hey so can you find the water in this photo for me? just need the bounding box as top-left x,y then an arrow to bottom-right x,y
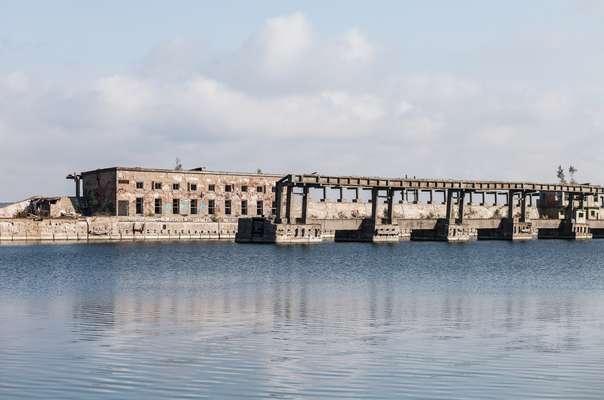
1,241 -> 604,399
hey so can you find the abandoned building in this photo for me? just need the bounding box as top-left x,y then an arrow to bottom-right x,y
78,167 -> 282,219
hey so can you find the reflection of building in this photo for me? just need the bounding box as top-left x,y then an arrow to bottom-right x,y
81,167 -> 281,219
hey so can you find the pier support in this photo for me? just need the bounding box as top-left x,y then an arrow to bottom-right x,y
430,190 -> 476,242
300,186 -> 309,224
285,185 -> 292,223
556,193 -> 591,239
498,191 -> 536,240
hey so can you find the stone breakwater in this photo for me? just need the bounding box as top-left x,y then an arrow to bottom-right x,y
0,218 -> 238,241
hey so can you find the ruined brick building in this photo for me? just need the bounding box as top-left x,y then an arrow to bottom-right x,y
80,167 -> 281,220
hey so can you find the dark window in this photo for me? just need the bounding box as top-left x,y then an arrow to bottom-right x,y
136,181 -> 144,189
188,183 -> 197,191
136,197 -> 144,215
225,184 -> 232,192
257,186 -> 264,193
173,199 -> 180,214
271,186 -> 275,192
256,200 -> 263,216
117,200 -> 129,216
191,199 -> 198,214
241,185 -> 248,192
208,184 -> 215,192
225,199 -> 232,215
155,198 -> 162,214
118,179 -> 129,185
172,183 -> 180,191
271,200 -> 276,215
208,199 -> 215,215
241,200 -> 248,215
153,182 -> 162,190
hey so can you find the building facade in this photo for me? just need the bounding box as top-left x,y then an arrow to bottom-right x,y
81,167 -> 281,220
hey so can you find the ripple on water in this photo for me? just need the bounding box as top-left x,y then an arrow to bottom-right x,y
1,241 -> 604,399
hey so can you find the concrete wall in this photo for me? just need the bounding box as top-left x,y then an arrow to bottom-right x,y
82,169 -> 116,215
0,217 -> 237,241
306,201 -> 543,220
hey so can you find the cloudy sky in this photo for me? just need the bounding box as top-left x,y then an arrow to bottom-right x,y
0,0 -> 603,201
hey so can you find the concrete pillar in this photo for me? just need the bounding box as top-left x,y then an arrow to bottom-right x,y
445,190 -> 454,221
468,192 -> 473,205
400,189 -> 406,204
385,188 -> 394,224
405,189 -> 409,203
337,187 -> 343,203
439,190 -> 446,205
427,190 -> 433,205
285,185 -> 293,223
320,187 -> 326,202
520,192 -> 528,222
457,191 -> 466,224
66,173 -> 82,212
507,191 -> 514,219
371,188 -> 379,223
566,192 -> 575,220
413,189 -> 419,204
75,176 -> 81,203
480,192 -> 485,206
352,187 -> 359,203
301,186 -> 309,224
493,192 -> 499,206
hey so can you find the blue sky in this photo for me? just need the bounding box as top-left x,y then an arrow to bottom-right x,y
1,1 -> 603,200
2,1 -> 600,75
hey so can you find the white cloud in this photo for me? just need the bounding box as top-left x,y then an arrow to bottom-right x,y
0,12 -> 603,200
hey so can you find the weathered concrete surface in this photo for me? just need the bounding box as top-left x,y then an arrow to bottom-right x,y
0,218 -> 237,241
3,214 -> 603,242
307,201 -> 542,221
236,218 -> 322,243
3,198 -> 603,243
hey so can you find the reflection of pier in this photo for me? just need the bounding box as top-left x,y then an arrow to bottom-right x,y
238,173 -> 604,243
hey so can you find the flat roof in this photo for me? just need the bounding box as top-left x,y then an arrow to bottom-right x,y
80,166 -> 285,178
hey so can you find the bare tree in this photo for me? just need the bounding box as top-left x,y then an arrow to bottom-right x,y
556,165 -> 566,184
568,165 -> 578,184
175,158 -> 183,171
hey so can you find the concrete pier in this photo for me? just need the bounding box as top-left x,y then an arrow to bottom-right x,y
263,173 -> 603,244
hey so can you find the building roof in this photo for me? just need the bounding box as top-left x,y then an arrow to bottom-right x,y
80,166 -> 285,178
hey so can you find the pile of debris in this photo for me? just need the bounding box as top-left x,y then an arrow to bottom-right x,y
0,196 -> 80,219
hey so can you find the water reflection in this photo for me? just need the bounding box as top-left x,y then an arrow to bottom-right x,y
1,241 -> 604,399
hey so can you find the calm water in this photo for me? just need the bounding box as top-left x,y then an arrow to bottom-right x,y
1,241 -> 604,399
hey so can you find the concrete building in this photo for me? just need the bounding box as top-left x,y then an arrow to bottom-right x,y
80,167 -> 281,220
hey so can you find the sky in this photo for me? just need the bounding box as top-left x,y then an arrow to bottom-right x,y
1,0 -> 603,201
